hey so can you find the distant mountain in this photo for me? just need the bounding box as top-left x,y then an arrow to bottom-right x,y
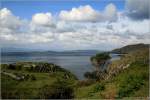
1,50 -> 101,56
1,47 -> 26,52
111,43 -> 149,54
1,47 -> 39,52
59,50 -> 101,53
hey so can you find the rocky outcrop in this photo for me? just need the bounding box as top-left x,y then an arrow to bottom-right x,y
105,64 -> 130,80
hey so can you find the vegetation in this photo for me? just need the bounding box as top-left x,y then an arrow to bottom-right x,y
75,44 -> 149,99
1,62 -> 77,99
116,60 -> 149,98
84,52 -> 110,80
91,52 -> 111,62
38,79 -> 74,99
1,43 -> 149,99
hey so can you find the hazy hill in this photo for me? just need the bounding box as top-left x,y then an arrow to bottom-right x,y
1,50 -> 100,56
111,43 -> 149,54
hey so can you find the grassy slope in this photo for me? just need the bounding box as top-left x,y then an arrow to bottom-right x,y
1,62 -> 77,99
75,47 -> 149,99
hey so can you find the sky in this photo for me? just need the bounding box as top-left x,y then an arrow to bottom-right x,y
0,0 -> 149,51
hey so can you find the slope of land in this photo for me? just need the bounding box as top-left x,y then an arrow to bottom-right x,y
1,62 -> 77,99
75,44 -> 149,99
111,43 -> 149,54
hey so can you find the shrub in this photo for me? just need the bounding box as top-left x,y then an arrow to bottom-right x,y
84,71 -> 97,79
91,52 -> 111,61
39,79 -> 74,99
15,65 -> 22,70
8,64 -> 16,70
118,75 -> 144,98
93,83 -> 105,93
1,64 -> 9,70
84,71 -> 105,81
30,75 -> 36,80
77,79 -> 96,87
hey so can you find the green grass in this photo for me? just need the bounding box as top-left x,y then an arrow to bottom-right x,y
75,60 -> 149,99
1,62 -> 77,99
75,47 -> 149,99
1,72 -> 59,98
115,61 -> 149,98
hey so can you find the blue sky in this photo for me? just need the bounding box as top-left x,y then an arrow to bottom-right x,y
1,0 -> 125,20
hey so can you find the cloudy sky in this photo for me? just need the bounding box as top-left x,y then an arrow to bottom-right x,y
0,0 -> 149,51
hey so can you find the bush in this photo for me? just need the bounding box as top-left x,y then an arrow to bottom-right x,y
87,83 -> 105,97
91,52 -> 111,61
84,71 -> 97,79
15,65 -> 22,70
1,64 -> 9,70
8,64 -> 16,70
84,71 -> 105,81
30,75 -> 36,80
39,79 -> 74,99
118,75 -> 144,98
93,83 -> 105,93
77,79 -> 96,87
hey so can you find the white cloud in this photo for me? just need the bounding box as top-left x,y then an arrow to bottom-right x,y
104,3 -> 118,21
0,8 -> 56,45
31,12 -> 53,26
25,32 -> 55,43
59,5 -> 99,22
59,4 -> 118,22
125,0 -> 149,20
30,12 -> 56,33
0,8 -> 26,44
56,17 -> 150,49
0,5 -> 149,50
0,33 -> 18,41
0,8 -> 23,30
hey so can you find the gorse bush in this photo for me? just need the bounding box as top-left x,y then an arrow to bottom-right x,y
30,75 -> 36,80
84,71 -> 106,81
93,83 -> 105,93
77,79 -> 96,87
39,79 -> 74,99
87,83 -> 105,97
118,75 -> 144,98
84,71 -> 98,80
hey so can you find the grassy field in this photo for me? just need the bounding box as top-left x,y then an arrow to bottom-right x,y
1,62 -> 77,99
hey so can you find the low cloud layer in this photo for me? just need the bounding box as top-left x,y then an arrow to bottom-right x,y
0,0 -> 149,50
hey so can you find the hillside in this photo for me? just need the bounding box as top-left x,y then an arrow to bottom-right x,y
1,62 -> 77,99
111,43 -> 149,54
75,44 -> 149,99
